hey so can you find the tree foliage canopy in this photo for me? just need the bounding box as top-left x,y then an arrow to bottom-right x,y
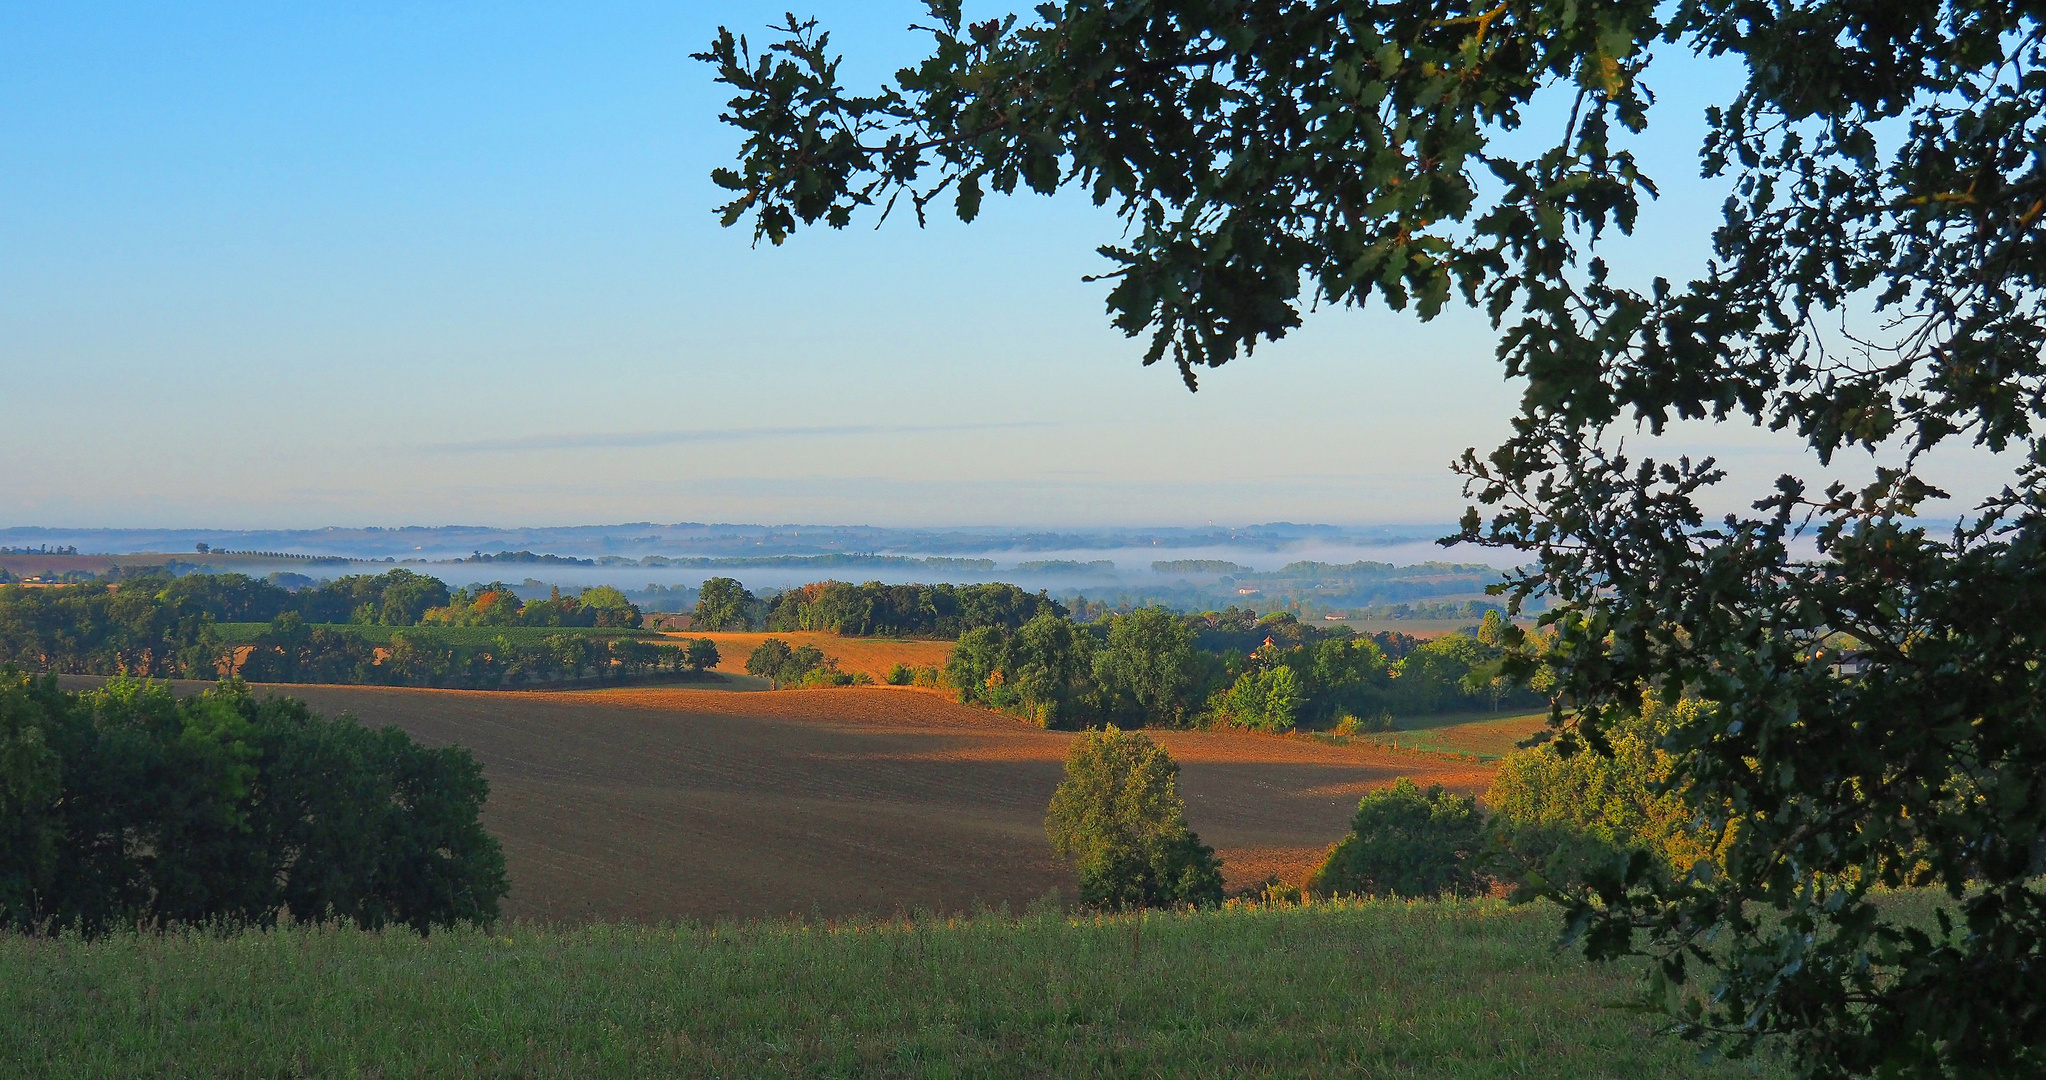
1305,778 -> 1490,900
0,672 -> 505,934
692,577 -> 757,632
703,3 -> 2046,1075
1045,727 -> 1223,909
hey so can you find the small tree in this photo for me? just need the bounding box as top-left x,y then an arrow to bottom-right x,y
692,577 -> 754,632
945,625 -> 1009,706
1006,610 -> 1092,728
684,637 -> 720,672
744,639 -> 794,688
575,585 -> 640,629
1306,779 -> 1489,900
1045,727 -> 1223,909
1213,666 -> 1301,733
1475,610 -> 1505,648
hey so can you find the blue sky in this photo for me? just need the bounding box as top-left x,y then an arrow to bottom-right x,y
2,3 -> 1832,529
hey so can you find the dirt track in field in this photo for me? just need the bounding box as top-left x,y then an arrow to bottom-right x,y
124,680 -> 1497,923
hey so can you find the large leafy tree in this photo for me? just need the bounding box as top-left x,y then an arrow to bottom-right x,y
1304,777 -> 1490,899
692,576 -> 756,632
700,2 -> 2046,1076
1,672 -> 505,933
1091,606 -> 1201,724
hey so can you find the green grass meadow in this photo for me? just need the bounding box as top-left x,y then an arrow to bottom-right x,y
2,900 -> 1780,1079
211,623 -> 659,647
1368,710 -> 1553,761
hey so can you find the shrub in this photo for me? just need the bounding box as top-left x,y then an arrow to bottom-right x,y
1044,727 -> 1223,909
746,640 -> 835,689
683,638 -> 721,672
886,663 -> 944,688
797,663 -> 857,689
1333,710 -> 1397,736
1305,778 -> 1489,899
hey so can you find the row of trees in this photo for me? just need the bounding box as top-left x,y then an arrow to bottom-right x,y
420,582 -> 640,628
741,639 -> 867,689
0,575 -> 221,678
235,615 -> 721,689
157,567 -> 455,625
0,573 -> 669,687
0,672 -> 506,934
4,572 -> 1524,710
25,568 -> 639,634
944,607 -> 1538,731
693,577 -> 1064,637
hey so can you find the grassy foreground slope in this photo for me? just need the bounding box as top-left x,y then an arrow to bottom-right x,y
2,902 -> 1774,1080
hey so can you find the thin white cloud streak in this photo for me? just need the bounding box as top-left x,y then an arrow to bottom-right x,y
424,421 -> 1064,454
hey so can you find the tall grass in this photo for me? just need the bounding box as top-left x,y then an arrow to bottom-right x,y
1,899 -> 1780,1079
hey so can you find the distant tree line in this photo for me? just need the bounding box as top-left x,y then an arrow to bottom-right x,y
1150,559 -> 1247,575
236,617 -> 720,689
3,571 -> 1537,713
1014,559 -> 1115,575
192,544 -> 344,563
944,606 -> 1535,731
706,581 -> 1535,731
0,672 -> 506,934
458,550 -> 596,566
648,554 -> 997,572
421,581 -> 640,628
691,578 -> 1063,638
0,571 -> 726,690
623,583 -> 699,613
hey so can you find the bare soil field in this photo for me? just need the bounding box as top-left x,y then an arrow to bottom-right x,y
658,630 -> 955,684
176,682 -> 1497,924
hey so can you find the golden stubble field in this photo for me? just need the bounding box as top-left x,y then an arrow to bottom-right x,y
657,630 -> 955,685
260,683 -> 1497,924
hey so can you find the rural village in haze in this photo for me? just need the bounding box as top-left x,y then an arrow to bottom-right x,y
5,3 -> 2042,1079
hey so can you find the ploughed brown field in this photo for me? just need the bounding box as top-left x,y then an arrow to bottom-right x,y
79,678 -> 1498,924
656,630 -> 955,685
